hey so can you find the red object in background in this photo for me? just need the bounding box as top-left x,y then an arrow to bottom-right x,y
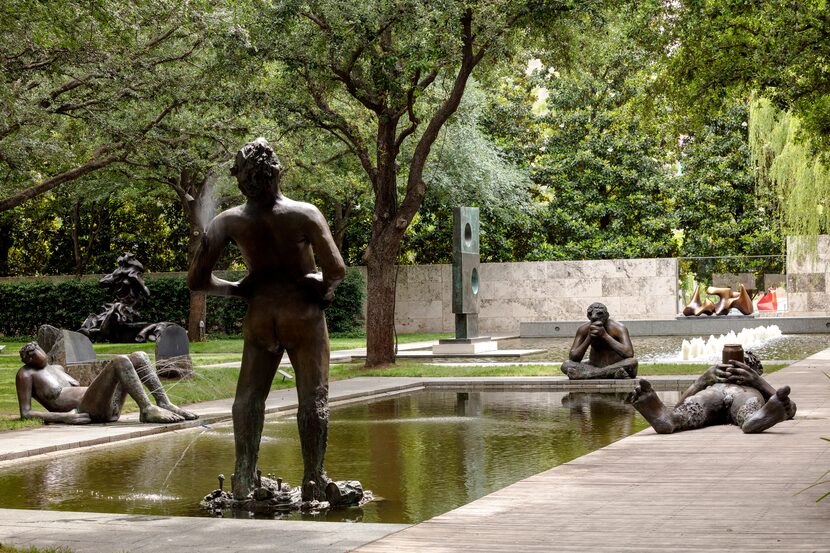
757,288 -> 778,311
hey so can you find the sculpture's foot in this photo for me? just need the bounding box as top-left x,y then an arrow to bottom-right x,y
157,401 -> 199,420
742,386 -> 792,433
302,472 -> 332,502
139,404 -> 185,424
627,379 -> 675,434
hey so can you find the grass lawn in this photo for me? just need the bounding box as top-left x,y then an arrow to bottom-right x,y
0,332 -> 789,432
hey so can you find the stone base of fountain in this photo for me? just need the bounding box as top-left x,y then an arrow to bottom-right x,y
201,476 -> 371,517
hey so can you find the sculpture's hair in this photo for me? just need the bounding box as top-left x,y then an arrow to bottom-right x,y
19,342 -> 40,362
587,302 -> 608,318
230,137 -> 282,198
744,350 -> 764,375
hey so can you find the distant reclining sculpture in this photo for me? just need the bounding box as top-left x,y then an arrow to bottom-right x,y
683,284 -> 753,316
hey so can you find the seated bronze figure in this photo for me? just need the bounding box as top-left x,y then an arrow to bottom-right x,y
561,303 -> 638,380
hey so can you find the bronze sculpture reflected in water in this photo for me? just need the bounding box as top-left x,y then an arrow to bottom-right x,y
15,343 -> 197,424
628,350 -> 795,434
561,303 -> 638,380
189,138 -> 362,510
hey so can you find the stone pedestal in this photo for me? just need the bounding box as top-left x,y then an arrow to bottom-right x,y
433,336 -> 499,355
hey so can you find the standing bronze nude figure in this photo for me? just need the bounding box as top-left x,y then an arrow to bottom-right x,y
188,138 -> 346,502
16,343 -> 197,424
561,303 -> 638,379
628,352 -> 795,433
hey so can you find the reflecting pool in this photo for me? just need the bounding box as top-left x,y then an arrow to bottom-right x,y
0,390 -> 677,523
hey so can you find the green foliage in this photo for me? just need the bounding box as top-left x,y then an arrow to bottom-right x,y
324,268 -> 366,334
749,98 -> 830,242
673,101 -> 783,259
0,269 -> 366,337
640,0 -> 830,156
481,15 -> 677,260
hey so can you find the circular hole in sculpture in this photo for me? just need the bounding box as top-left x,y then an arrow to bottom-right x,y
471,268 -> 479,295
464,222 -> 472,247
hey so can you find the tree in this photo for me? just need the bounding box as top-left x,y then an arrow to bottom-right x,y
244,0 -> 603,366
0,0 -> 227,212
482,16 -> 677,260
749,97 -> 830,242
640,0 -> 830,155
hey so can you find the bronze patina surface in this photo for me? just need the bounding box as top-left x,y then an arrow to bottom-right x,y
189,138 -> 347,503
561,302 -> 638,380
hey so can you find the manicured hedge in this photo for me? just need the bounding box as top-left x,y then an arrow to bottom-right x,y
0,269 -> 365,338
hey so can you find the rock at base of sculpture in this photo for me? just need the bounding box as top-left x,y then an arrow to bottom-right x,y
561,303 -> 638,380
38,325 -> 106,386
154,324 -> 193,379
201,475 -> 370,517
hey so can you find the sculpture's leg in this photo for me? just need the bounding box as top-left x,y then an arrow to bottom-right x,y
231,341 -> 281,500
683,285 -> 702,316
628,380 -> 726,433
732,284 -> 754,315
562,358 -> 637,379
79,356 -> 183,423
127,352 -> 197,420
287,326 -> 331,502
741,386 -> 794,434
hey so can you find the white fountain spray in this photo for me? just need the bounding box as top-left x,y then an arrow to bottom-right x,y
679,325 -> 783,361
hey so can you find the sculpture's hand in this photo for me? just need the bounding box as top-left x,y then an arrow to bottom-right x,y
589,321 -> 607,338
699,364 -> 730,386
724,361 -> 763,389
66,411 -> 91,424
302,272 -> 334,308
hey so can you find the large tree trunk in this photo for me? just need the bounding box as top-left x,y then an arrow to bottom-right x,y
364,249 -> 398,367
186,217 -> 208,342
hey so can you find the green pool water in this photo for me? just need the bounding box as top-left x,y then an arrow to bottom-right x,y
0,390 -> 675,523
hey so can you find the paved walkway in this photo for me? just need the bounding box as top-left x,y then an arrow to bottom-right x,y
0,353 -> 826,552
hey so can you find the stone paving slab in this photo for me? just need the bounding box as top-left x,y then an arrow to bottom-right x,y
0,508 -> 408,553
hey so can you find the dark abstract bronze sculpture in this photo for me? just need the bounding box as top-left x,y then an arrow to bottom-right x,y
628,350 -> 795,433
189,138 -> 350,505
80,253 -> 176,342
561,303 -> 638,379
15,342 -> 197,424
682,283 -> 754,316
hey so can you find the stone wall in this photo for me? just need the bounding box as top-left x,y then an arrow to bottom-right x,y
391,258 -> 678,334
787,236 -> 830,316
